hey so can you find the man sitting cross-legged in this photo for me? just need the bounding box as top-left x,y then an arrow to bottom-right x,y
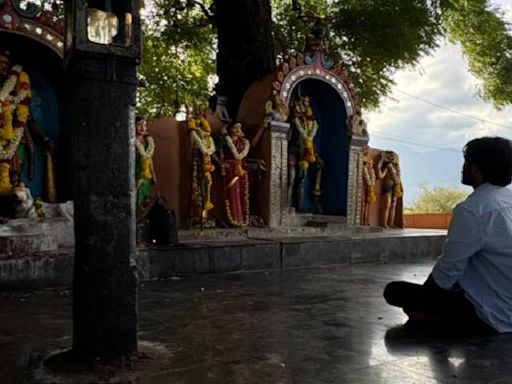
384,136 -> 512,334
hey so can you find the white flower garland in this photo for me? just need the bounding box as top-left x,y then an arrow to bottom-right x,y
135,135 -> 155,158
0,65 -> 23,113
191,130 -> 215,155
294,117 -> 318,142
225,135 -> 250,160
0,127 -> 23,160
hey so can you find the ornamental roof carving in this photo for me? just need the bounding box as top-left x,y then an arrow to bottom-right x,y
0,0 -> 64,57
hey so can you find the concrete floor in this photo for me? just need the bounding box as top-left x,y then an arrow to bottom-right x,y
2,259 -> 512,383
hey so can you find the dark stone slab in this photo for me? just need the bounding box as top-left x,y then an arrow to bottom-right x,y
282,240 -> 351,269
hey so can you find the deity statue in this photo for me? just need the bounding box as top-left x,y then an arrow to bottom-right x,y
361,146 -> 377,226
265,93 -> 289,123
188,109 -> 216,226
218,121 -> 266,227
349,110 -> 368,138
135,116 -> 156,210
376,150 -> 403,228
0,51 -> 56,203
288,95 -> 323,212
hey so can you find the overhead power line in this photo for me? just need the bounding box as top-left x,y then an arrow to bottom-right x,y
371,132 -> 460,153
395,89 -> 512,131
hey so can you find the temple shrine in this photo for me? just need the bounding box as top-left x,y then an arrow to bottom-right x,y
151,39 -> 404,231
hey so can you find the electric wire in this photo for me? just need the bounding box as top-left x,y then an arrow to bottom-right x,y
394,89 -> 512,131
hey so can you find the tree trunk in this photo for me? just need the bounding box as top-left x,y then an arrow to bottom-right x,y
215,0 -> 276,118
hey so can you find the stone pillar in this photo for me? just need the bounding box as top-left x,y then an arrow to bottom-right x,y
346,142 -> 366,226
268,121 -> 290,228
68,57 -> 138,358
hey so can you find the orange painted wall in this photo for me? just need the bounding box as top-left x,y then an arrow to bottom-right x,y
404,213 -> 452,229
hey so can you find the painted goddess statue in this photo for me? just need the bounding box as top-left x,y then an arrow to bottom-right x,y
376,150 -> 403,228
219,121 -> 266,227
135,116 -> 156,210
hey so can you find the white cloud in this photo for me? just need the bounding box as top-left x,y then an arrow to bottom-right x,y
366,42 -> 512,155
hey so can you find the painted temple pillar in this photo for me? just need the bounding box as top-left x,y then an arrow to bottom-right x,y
346,136 -> 369,226
267,120 -> 290,227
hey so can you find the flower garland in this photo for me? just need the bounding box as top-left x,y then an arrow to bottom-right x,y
190,126 -> 215,212
0,65 -> 31,194
0,66 -> 30,143
0,127 -> 23,160
191,130 -> 215,155
135,136 -> 155,187
225,134 -> 250,177
294,108 -> 318,170
0,163 -> 10,195
363,156 -> 377,203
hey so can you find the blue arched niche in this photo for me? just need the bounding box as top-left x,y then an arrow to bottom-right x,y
290,78 -> 350,215
18,67 -> 60,200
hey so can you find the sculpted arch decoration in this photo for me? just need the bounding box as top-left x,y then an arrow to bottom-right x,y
263,45 -> 367,227
0,0 -> 64,57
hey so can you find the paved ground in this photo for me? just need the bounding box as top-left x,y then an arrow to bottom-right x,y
2,259 -> 512,383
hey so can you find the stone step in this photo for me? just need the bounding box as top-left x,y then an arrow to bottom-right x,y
0,218 -> 74,258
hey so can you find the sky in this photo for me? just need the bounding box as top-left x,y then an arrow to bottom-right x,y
365,0 -> 512,204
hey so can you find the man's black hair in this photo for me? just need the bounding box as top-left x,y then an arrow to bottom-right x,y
464,137 -> 512,186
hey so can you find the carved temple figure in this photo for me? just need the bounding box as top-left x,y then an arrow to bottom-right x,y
135,116 -> 156,210
265,94 -> 289,123
0,51 -> 56,201
288,96 -> 323,212
219,121 -> 266,227
376,150 -> 403,228
214,94 -> 230,122
349,110 -> 368,138
188,110 -> 216,226
361,146 -> 377,226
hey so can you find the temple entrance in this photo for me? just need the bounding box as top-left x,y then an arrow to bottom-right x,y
288,78 -> 350,216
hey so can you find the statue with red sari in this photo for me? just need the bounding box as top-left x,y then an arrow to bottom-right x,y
218,121 -> 266,227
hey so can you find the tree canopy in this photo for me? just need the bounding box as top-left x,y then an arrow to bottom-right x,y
138,0 -> 512,119
409,185 -> 468,213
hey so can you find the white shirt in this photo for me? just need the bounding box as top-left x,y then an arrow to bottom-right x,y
432,183 -> 512,333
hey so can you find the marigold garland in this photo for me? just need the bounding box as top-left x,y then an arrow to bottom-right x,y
190,125 -> 216,213
0,162 -> 11,195
363,155 -> 377,203
293,101 -> 319,168
0,127 -> 23,160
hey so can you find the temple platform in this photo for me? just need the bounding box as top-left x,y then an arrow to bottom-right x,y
0,223 -> 446,289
